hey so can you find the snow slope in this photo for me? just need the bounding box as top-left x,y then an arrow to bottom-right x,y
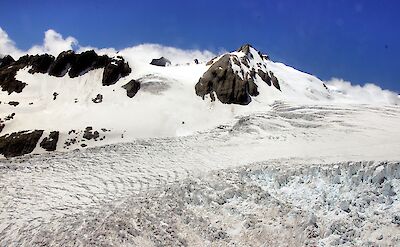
1,45 -> 398,157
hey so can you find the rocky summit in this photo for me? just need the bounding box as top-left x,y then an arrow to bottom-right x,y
195,44 -> 281,105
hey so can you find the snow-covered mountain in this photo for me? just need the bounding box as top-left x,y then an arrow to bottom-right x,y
0,44 -> 399,158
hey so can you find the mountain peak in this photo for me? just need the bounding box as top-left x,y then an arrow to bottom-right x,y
236,44 -> 254,54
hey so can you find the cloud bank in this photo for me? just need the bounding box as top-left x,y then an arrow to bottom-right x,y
0,27 -> 216,65
325,78 -> 399,105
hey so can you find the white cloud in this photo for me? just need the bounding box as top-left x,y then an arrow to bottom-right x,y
27,29 -> 78,56
118,43 -> 216,67
325,78 -> 399,105
0,27 -> 23,58
0,27 -> 217,65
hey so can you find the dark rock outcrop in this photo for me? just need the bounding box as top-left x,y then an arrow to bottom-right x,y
196,45 -> 281,105
102,56 -> 132,86
195,54 -> 259,105
150,57 -> 171,67
270,72 -> 281,91
0,60 -> 27,94
122,79 -> 141,98
26,54 -> 55,74
257,69 -> 272,86
0,130 -> 43,158
40,131 -> 59,151
0,55 -> 15,69
48,50 -> 76,77
68,50 -> 108,78
8,101 -> 19,106
83,127 -> 99,140
0,50 -> 132,94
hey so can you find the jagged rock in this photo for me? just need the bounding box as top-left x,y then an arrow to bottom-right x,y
150,57 -> 171,67
48,50 -> 76,77
68,50 -> 108,78
26,54 -> 55,74
237,44 -> 252,56
122,80 -> 141,98
53,92 -> 58,100
0,60 -> 27,94
194,59 -> 199,64
40,131 -> 59,151
0,55 -> 15,69
270,72 -> 281,91
102,56 -> 131,86
0,130 -> 43,157
195,54 -> 259,105
257,69 -> 272,86
92,94 -> 103,103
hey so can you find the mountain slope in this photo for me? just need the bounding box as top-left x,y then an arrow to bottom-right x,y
0,44 -> 398,157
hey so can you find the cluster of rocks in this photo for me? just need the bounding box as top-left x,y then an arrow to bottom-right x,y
0,50 -> 132,94
195,44 -> 281,105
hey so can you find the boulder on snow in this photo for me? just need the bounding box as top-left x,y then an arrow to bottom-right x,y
150,57 -> 171,67
0,130 -> 44,158
40,131 -> 59,151
122,79 -> 141,98
195,54 -> 259,105
92,94 -> 103,103
83,127 -> 100,140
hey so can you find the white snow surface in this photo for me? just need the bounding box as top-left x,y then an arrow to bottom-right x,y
0,101 -> 399,246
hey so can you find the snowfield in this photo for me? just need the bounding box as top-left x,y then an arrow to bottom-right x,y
1,102 -> 399,246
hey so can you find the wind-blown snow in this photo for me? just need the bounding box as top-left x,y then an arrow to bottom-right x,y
325,78 -> 400,105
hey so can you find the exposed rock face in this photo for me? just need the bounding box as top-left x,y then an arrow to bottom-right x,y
0,50 -> 132,94
122,79 -> 141,98
25,54 -> 55,74
150,57 -> 171,67
102,56 -> 132,86
196,44 -> 281,105
196,54 -> 259,105
40,131 -> 59,151
48,50 -> 76,77
0,130 -> 43,158
0,60 -> 27,94
270,72 -> 280,91
0,55 -> 15,69
257,69 -> 272,86
68,50 -> 108,78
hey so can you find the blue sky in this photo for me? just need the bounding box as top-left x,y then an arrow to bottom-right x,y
1,0 -> 399,92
